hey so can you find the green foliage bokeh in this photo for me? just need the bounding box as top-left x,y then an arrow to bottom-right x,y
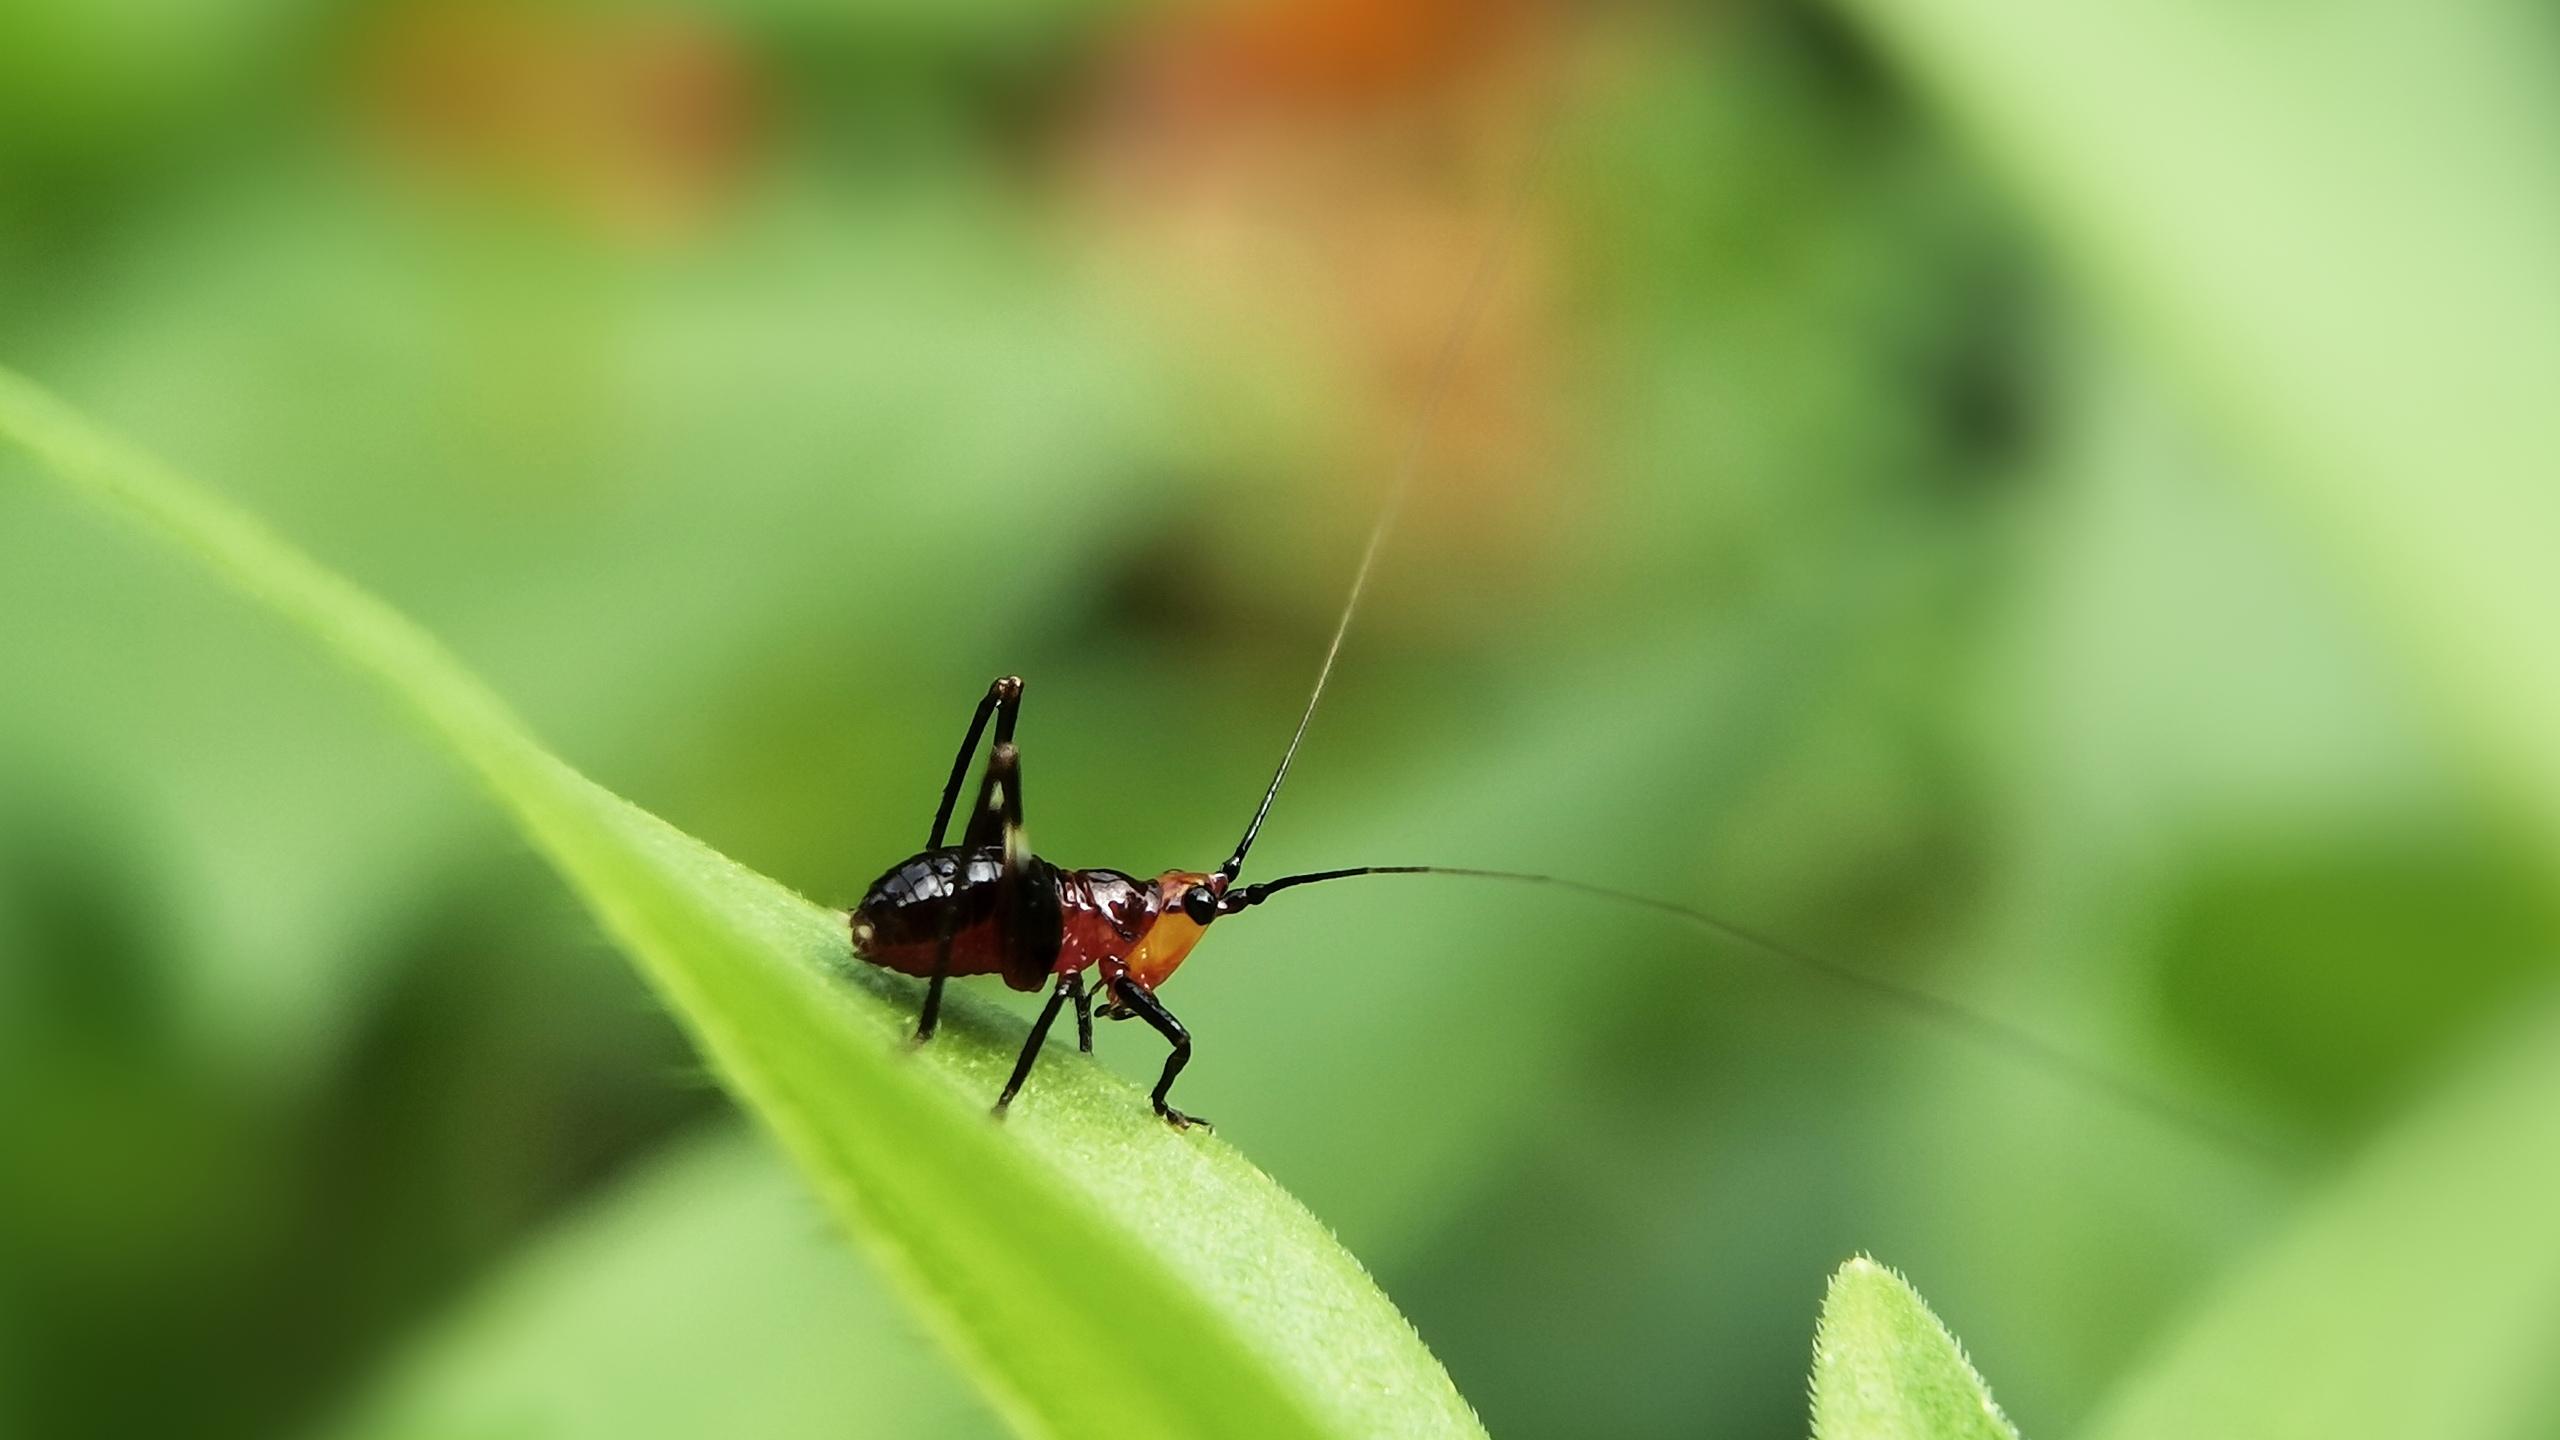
5,1 -> 2559,1437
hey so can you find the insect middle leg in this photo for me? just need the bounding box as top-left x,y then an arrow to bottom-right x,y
994,971 -> 1086,1116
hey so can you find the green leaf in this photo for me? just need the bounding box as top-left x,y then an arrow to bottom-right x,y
331,1125 -> 996,1440
1811,1256 -> 2021,1440
2077,996 -> 2560,1440
0,366 -> 1484,1440
1830,0 -> 2560,873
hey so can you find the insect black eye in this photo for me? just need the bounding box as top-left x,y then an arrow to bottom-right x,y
1181,886 -> 1218,925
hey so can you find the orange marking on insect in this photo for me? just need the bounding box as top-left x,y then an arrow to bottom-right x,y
1124,872 -> 1219,990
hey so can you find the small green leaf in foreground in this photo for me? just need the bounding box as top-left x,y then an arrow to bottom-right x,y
0,366 -> 1483,1440
1811,1256 -> 2020,1440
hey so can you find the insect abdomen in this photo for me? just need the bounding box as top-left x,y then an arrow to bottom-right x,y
850,847 -> 1060,991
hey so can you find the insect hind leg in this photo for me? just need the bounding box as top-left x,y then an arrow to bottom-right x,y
917,732 -> 1060,1043
927,675 -> 1022,850
968,741 -> 1063,991
915,678 -> 1030,1043
913,899 -> 959,1043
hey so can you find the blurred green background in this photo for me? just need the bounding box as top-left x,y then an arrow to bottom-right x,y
5,0 -> 2559,1436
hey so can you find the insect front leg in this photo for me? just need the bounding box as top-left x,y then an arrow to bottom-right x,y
1114,980 -> 1207,1132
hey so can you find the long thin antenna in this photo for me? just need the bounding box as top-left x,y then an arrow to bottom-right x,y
1221,134 -> 1552,884
1226,865 -> 2290,1167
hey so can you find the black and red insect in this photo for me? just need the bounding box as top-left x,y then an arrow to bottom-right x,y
845,656 -> 2271,1153
842,164 -> 2262,1157
848,668 -> 1387,1131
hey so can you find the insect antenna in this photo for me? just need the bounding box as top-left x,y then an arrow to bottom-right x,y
1223,865 -> 2293,1168
1220,127 -> 1552,887
1200,89 -> 2271,1167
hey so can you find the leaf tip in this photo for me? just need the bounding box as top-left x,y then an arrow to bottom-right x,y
1811,1254 -> 2019,1440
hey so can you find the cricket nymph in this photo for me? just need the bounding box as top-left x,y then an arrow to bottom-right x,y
851,850 -> 1225,999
